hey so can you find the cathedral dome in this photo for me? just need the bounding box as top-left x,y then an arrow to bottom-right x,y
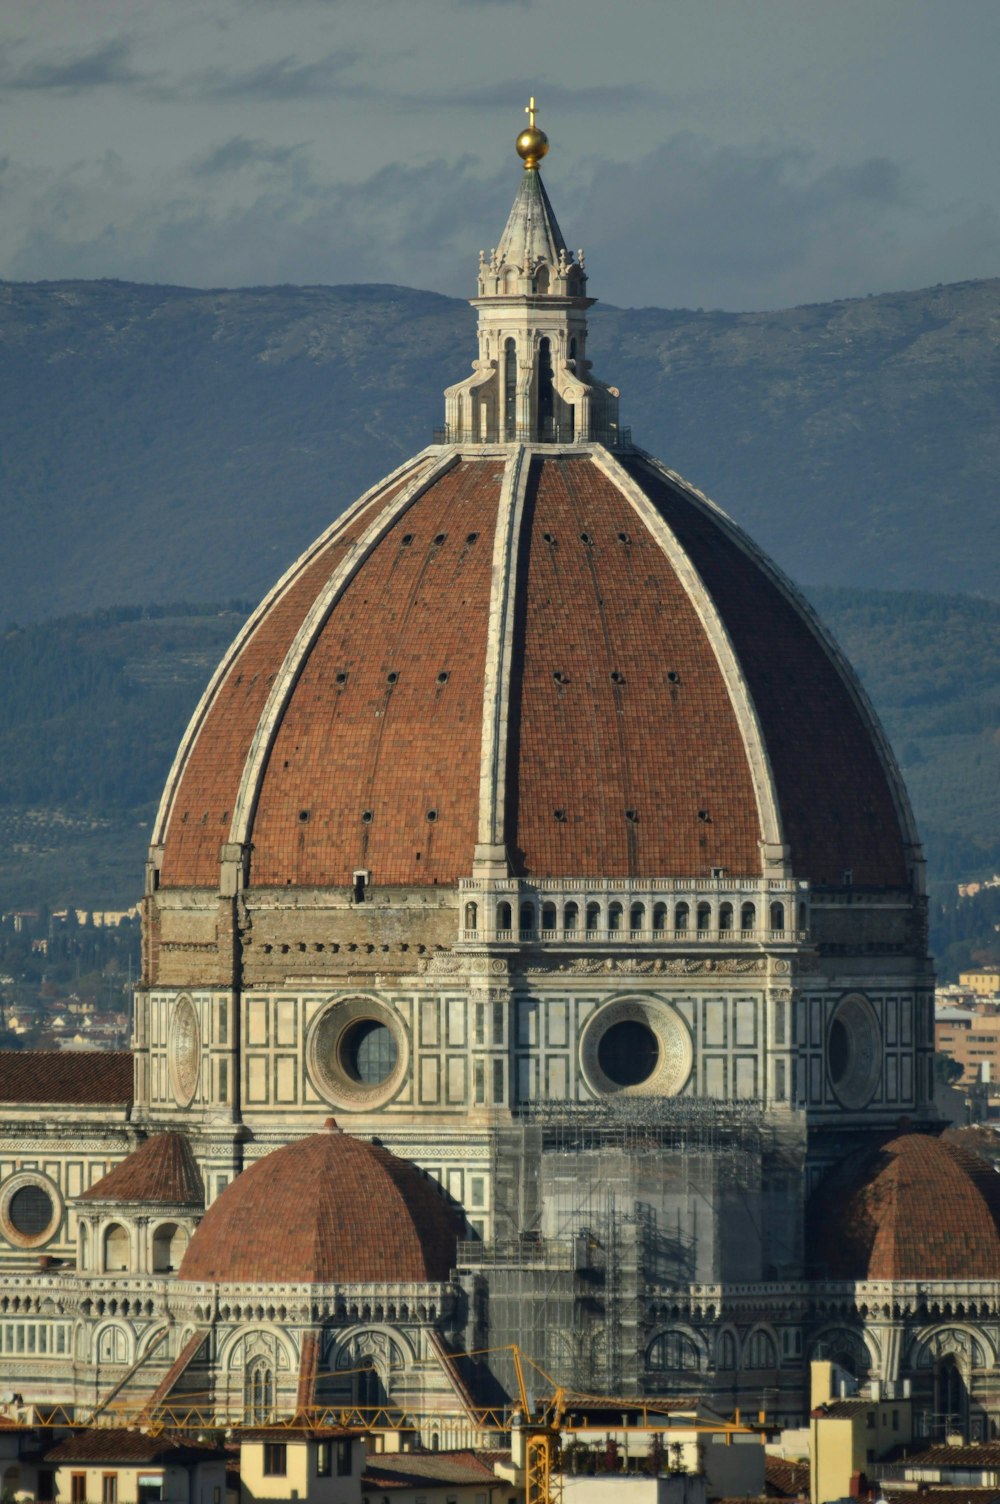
179,1122 -> 460,1284
807,1133 -> 1000,1280
148,114 -> 919,902
152,446 -> 914,893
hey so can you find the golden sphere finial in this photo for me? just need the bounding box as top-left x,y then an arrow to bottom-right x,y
516,95 -> 548,169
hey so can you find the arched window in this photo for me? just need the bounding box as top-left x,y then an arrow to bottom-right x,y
648,1331 -> 701,1372
152,1222 -> 188,1274
608,902 -> 624,933
653,902 -> 668,933
745,1330 -> 777,1369
770,902 -> 785,934
937,1357 -> 969,1435
519,903 -> 535,937
740,902 -> 756,932
464,901 -> 478,932
674,902 -> 689,932
798,901 -> 808,932
497,901 -> 512,933
537,337 -> 554,435
535,265 -> 550,294
719,902 -> 734,931
104,1223 -> 129,1273
697,901 -> 712,932
245,1357 -> 274,1423
503,338 -> 517,438
564,902 -> 579,932
586,902 -> 601,933
717,1331 -> 737,1370
97,1325 -> 128,1364
357,1360 -> 385,1411
541,902 -> 557,932
630,903 -> 645,934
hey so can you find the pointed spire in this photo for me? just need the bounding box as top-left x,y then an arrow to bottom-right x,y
494,168 -> 569,281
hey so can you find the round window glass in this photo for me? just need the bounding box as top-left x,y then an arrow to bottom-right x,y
597,1019 -> 659,1087
340,1020 -> 398,1085
828,1017 -> 850,1083
9,1184 -> 54,1238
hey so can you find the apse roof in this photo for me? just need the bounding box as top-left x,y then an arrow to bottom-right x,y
78,1131 -> 203,1206
179,1121 -> 461,1284
808,1132 -> 1000,1280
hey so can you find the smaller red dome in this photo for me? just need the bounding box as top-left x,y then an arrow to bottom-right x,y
180,1125 -> 461,1284
808,1133 -> 1000,1280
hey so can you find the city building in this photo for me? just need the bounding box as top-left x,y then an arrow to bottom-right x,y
0,110 -> 996,1452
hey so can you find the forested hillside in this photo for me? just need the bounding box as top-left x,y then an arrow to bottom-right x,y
1,276 -> 999,623
1,589 -> 998,976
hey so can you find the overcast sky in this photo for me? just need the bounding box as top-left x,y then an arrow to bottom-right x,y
1,0 -> 997,310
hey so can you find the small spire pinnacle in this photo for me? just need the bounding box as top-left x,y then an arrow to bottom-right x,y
516,96 -> 549,170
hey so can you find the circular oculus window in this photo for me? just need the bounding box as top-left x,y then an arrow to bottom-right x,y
308,995 -> 408,1110
827,993 -> 882,1111
0,1170 -> 62,1249
168,994 -> 201,1108
580,998 -> 692,1098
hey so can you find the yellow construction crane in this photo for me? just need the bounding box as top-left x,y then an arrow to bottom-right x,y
6,1345 -> 762,1504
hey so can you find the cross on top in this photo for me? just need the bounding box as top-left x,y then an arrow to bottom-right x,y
525,97 -> 537,129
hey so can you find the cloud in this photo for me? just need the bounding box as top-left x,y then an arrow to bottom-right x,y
190,137 -> 307,178
174,48 -> 360,101
576,134 -> 944,309
0,37 -> 147,93
2,130 -> 998,314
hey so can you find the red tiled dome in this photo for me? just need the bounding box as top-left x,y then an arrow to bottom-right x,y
153,448 -> 913,891
807,1132 -> 1000,1279
179,1123 -> 460,1284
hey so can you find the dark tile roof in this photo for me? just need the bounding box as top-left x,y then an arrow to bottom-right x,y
883,1491 -> 1000,1504
44,1429 -> 223,1464
0,1050 -> 132,1105
180,1121 -> 461,1284
902,1444 -> 1000,1467
78,1132 -> 203,1206
764,1456 -> 810,1497
239,1426 -> 362,1442
361,1449 -> 497,1487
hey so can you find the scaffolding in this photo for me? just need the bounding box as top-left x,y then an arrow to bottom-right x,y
457,1100 -> 805,1400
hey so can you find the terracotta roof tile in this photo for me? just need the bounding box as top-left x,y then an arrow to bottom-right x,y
764,1456 -> 809,1497
78,1132 -> 203,1205
808,1132 -> 1000,1279
180,1122 -> 461,1284
507,457 -> 761,878
0,1050 -> 132,1105
249,460 -> 501,887
625,457 -> 909,886
44,1429 -> 223,1464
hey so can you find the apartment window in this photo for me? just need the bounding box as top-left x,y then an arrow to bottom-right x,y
892,1410 -> 900,1430
316,1442 -> 331,1477
336,1440 -> 352,1476
71,1475 -> 86,1504
263,1442 -> 287,1476
102,1473 -> 118,1504
866,1412 -> 875,1429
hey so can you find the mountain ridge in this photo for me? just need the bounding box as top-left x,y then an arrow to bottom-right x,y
2,274 -> 998,622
